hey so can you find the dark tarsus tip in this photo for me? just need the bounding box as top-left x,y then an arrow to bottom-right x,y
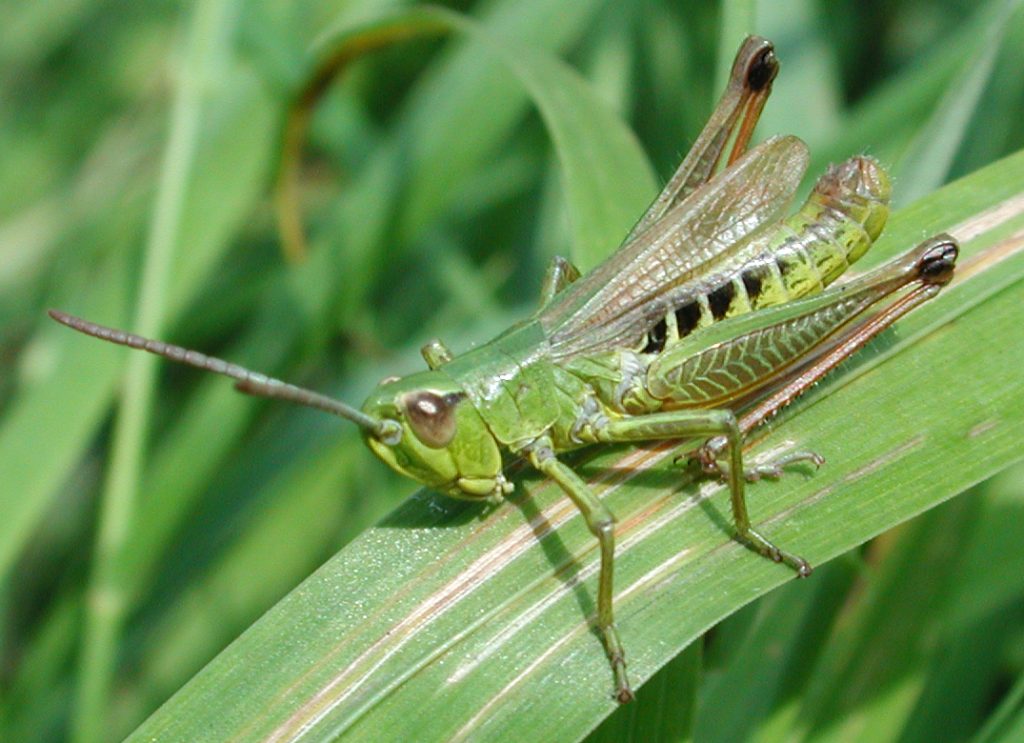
918,235 -> 959,286
747,47 -> 778,91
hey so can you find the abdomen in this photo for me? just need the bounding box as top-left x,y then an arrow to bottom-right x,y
639,156 -> 891,355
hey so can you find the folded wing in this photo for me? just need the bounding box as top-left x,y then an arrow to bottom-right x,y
539,134 -> 809,358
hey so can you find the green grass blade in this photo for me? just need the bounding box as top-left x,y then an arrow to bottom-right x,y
692,561 -> 860,742
758,1 -> 842,149
309,5 -> 656,269
123,149 -> 1024,741
70,3 -> 241,741
973,665 -> 1024,743
0,2 -> 277,586
715,0 -> 757,93
456,19 -> 656,269
891,498 -> 1024,742
586,643 -> 701,743
793,497 -> 984,741
894,0 -> 1021,206
0,250 -> 130,579
394,0 -> 621,244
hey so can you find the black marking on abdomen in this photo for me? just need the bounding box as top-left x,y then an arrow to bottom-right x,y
776,253 -> 800,278
675,301 -> 701,337
707,282 -> 736,320
642,318 -> 668,354
741,265 -> 767,301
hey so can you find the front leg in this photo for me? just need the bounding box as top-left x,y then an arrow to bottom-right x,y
594,410 -> 811,577
526,440 -> 633,703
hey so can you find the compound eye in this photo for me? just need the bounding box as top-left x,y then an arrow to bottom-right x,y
401,391 -> 463,448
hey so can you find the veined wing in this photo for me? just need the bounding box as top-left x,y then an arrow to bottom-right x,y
539,134 -> 809,359
625,36 -> 779,244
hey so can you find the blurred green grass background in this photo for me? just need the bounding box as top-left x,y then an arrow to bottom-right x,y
1,0 -> 1023,741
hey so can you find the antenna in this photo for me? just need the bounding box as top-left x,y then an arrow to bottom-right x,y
48,309 -> 396,439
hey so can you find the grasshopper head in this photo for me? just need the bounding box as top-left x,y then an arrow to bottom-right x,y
360,372 -> 510,502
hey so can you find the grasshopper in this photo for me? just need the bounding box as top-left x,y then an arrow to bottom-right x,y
50,37 -> 958,703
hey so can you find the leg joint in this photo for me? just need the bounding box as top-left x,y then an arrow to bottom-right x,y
592,518 -> 615,540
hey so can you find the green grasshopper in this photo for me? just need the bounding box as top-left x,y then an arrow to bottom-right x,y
50,37 -> 958,703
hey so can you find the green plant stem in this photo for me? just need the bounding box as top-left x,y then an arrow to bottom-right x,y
70,2 -> 235,741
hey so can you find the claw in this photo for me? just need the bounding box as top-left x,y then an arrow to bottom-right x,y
602,626 -> 633,704
694,441 -> 818,580
742,527 -> 814,578
699,443 -> 825,483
